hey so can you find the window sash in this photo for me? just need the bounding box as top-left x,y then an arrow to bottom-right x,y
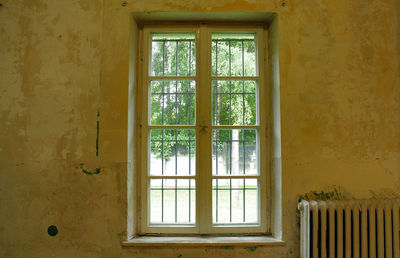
138,25 -> 269,235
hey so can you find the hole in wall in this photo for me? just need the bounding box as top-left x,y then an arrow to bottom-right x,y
47,225 -> 58,236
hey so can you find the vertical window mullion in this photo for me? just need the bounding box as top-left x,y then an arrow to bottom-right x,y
242,40 -> 246,125
188,130 -> 191,175
229,178 -> 232,223
175,178 -> 177,222
174,129 -> 178,222
176,40 -> 178,76
161,129 -> 164,176
243,178 -> 246,222
216,179 -> 219,222
196,25 -> 212,233
189,179 -> 191,222
189,41 -> 192,75
161,178 -> 164,222
229,130 -> 232,175
162,40 -> 165,76
215,40 -> 218,76
215,130 -> 219,176
175,80 -> 178,124
228,40 -> 231,76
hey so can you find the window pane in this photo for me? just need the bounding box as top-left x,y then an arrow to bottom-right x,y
212,80 -> 257,125
150,129 -> 196,176
213,40 -> 229,76
151,80 -> 196,125
151,33 -> 196,76
150,179 -> 196,224
212,179 -> 258,224
243,40 -> 256,76
212,129 -> 258,176
211,33 -> 256,77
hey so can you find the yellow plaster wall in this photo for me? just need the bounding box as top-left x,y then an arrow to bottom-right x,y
0,0 -> 399,257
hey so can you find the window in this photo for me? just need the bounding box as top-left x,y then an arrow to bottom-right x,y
137,24 -> 269,235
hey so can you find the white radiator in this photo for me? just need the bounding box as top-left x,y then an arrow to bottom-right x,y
298,200 -> 400,258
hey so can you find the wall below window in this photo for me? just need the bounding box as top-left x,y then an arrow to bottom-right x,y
0,0 -> 399,257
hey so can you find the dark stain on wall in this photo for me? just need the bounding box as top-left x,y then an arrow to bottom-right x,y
96,110 -> 99,157
80,163 -> 100,175
80,110 -> 101,175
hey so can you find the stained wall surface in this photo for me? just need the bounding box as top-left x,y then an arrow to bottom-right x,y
0,0 -> 399,257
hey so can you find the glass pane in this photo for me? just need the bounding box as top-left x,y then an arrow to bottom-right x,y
211,33 -> 256,77
212,129 -> 258,176
150,179 -> 196,224
164,41 -> 177,76
151,33 -> 196,76
150,80 -> 196,125
212,179 -> 258,224
245,178 -> 258,222
243,40 -> 256,76
214,40 -> 230,76
150,179 -> 162,223
230,40 -> 243,76
212,80 -> 257,125
151,41 -> 164,76
150,129 -> 196,176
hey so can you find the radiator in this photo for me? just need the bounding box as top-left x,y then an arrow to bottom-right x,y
298,200 -> 400,258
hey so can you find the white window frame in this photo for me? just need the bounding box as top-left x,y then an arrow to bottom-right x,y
137,23 -> 270,235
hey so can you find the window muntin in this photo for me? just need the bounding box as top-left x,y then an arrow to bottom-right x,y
140,26 -> 268,234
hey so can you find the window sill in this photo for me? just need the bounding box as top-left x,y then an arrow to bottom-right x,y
121,236 -> 285,247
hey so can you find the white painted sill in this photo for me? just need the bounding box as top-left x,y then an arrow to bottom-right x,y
121,236 -> 285,247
